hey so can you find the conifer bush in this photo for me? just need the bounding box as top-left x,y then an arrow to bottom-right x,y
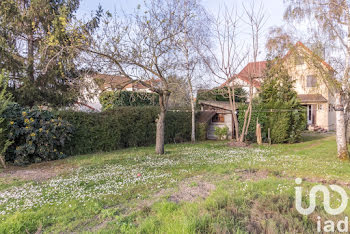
239,59 -> 306,143
259,59 -> 306,143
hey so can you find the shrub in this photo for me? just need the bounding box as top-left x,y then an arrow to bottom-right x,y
58,107 -> 192,156
214,126 -> 229,140
0,70 -> 12,168
237,104 -> 268,142
99,91 -> 159,110
3,104 -> 73,165
196,122 -> 208,141
238,103 -> 306,144
197,87 -> 247,104
250,58 -> 307,144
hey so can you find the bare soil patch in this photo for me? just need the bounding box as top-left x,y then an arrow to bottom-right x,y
235,169 -> 269,181
0,161 -> 75,182
168,176 -> 216,203
227,141 -> 250,148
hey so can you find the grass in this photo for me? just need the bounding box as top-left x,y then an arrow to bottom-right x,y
0,133 -> 350,233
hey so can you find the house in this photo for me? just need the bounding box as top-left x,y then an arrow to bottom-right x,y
198,41 -> 337,139
220,61 -> 267,99
74,74 -> 158,112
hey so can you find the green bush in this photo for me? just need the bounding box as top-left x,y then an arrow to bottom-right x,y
238,103 -> 306,144
58,107 -> 192,156
99,91 -> 159,110
196,122 -> 208,141
214,126 -> 229,140
237,104 -> 268,142
3,104 -> 73,165
197,87 -> 247,103
242,58 -> 307,144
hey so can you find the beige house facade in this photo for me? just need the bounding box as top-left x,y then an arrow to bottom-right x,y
283,42 -> 336,131
223,42 -> 337,131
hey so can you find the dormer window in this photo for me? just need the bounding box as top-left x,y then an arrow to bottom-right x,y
306,75 -> 317,87
295,55 -> 304,65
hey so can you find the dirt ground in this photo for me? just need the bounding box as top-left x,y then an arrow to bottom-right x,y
168,175 -> 216,203
235,169 -> 269,181
0,161 -> 75,182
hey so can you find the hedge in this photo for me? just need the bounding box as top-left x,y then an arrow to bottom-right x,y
99,91 -> 159,111
238,103 -> 306,143
58,107 -> 192,155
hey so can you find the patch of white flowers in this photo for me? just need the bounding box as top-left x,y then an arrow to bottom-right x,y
0,145 -> 278,216
0,164 -> 171,216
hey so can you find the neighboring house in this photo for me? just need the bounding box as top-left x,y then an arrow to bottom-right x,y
220,61 -> 266,99
74,73 -> 158,112
198,41 -> 337,139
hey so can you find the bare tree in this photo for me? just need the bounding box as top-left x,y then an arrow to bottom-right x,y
199,5 -> 246,141
239,1 -> 267,142
200,2 -> 266,142
284,0 -> 349,160
177,0 -> 210,143
86,0 -> 188,154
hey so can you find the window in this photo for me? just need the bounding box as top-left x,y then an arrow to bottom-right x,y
212,114 -> 225,123
306,75 -> 317,87
329,104 -> 334,112
295,55 -> 304,65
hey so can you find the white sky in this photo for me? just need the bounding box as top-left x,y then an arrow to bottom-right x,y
77,0 -> 286,61
76,0 -> 290,88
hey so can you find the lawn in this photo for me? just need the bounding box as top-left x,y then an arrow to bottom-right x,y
0,133 -> 350,233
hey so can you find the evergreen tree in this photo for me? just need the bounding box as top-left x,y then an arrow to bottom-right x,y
0,0 -> 101,107
0,70 -> 12,168
260,59 -> 306,143
261,59 -> 299,107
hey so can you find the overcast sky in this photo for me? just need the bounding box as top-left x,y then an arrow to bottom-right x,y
76,0 -> 290,87
77,0 -> 287,60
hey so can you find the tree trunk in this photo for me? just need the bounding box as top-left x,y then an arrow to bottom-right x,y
27,32 -> 35,82
190,96 -> 195,143
155,92 -> 169,154
0,155 -> 6,169
335,93 -> 349,160
256,119 -> 262,145
156,109 -> 166,154
239,104 -> 251,142
228,86 -> 239,141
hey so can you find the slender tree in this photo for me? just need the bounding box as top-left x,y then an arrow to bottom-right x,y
200,2 -> 266,142
239,1 -> 267,142
199,5 -> 246,141
177,0 -> 210,142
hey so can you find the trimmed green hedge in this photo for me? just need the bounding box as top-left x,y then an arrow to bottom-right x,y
58,107 -> 191,155
238,104 -> 306,144
99,91 -> 159,110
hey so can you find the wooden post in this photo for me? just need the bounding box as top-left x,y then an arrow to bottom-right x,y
256,118 -> 262,145
268,128 -> 271,145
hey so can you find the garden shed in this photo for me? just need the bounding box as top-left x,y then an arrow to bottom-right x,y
198,100 -> 233,140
